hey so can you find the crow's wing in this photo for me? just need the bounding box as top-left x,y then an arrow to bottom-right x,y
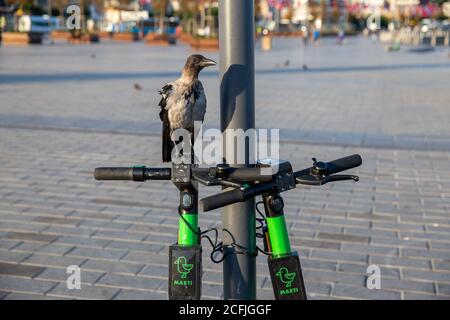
193,81 -> 207,123
159,84 -> 173,121
159,84 -> 174,162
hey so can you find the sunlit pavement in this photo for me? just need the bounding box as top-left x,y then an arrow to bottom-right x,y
0,37 -> 449,299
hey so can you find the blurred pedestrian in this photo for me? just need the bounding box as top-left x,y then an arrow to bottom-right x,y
313,19 -> 322,44
313,29 -> 320,43
301,25 -> 309,46
337,29 -> 345,45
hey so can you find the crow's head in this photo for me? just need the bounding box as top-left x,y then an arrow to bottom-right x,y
183,54 -> 216,78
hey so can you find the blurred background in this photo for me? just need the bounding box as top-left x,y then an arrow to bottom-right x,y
0,0 -> 449,43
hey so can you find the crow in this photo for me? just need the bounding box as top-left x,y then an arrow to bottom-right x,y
158,54 -> 216,163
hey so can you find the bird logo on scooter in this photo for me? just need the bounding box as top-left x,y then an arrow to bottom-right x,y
174,256 -> 194,278
276,267 -> 296,288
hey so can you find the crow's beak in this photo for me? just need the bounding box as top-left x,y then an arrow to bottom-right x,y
200,58 -> 217,67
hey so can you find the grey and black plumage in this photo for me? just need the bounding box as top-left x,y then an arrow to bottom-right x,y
158,54 -> 216,162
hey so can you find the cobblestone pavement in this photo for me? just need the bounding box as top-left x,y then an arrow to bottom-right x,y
0,37 -> 450,300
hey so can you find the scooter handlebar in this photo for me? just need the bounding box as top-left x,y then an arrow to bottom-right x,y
94,167 -> 135,181
200,188 -> 246,212
326,154 -> 362,175
94,167 -> 171,181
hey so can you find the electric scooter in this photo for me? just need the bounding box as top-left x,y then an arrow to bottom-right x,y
94,154 -> 362,300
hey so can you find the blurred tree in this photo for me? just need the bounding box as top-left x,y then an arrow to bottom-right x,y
153,0 -> 169,32
179,0 -> 198,19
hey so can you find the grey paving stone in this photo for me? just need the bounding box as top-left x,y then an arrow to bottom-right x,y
344,227 -> 398,239
80,220 -> 132,231
69,211 -> 117,221
321,217 -> 371,228
12,241 -> 49,253
0,291 -> 9,299
403,292 -> 449,300
437,283 -> 450,295
434,260 -> 450,271
105,240 -> 164,253
310,249 -> 368,263
290,238 -> 340,250
403,269 -> 450,283
332,284 -> 401,300
96,273 -> 165,291
120,251 -> 169,265
370,255 -> 432,270
400,231 -> 450,242
304,281 -> 333,296
301,259 -> 338,272
337,263 -> 401,279
5,231 -> 58,243
370,236 -> 429,249
82,259 -> 144,276
35,267 -> 104,285
0,275 -> 57,294
47,283 -> 120,300
16,242 -> 74,255
348,212 -> 397,221
201,283 -> 223,299
137,264 -> 170,279
345,243 -> 400,257
317,232 -> 369,243
402,248 -> 450,260
0,238 -> 22,250
0,262 -> 45,278
0,250 -> 31,264
53,235 -> 110,248
257,289 -> 275,300
21,253 -> 86,268
3,292 -> 67,300
113,289 -> 167,300
93,230 -> 147,242
303,269 -> 365,286
66,247 -> 127,261
429,241 -> 450,251
43,225 -> 95,237
380,278 -> 436,294
33,216 -> 82,226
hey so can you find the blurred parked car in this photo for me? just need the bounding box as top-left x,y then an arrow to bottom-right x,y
17,15 -> 62,34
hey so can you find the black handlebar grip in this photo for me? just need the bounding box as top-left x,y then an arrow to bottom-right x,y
200,188 -> 245,212
145,168 -> 171,180
327,154 -> 362,175
94,167 -> 136,181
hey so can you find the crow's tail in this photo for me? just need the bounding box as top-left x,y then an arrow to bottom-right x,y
162,119 -> 173,163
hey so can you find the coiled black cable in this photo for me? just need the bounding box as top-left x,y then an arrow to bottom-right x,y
177,202 -> 272,264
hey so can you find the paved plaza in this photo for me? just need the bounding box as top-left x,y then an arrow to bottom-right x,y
0,37 -> 450,299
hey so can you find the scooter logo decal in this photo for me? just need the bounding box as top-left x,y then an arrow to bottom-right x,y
276,267 -> 296,288
174,256 -> 194,278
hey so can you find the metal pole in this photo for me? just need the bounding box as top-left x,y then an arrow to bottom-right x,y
219,0 -> 256,300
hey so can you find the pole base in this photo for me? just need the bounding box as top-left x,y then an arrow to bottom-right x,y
268,253 -> 307,300
168,245 -> 202,300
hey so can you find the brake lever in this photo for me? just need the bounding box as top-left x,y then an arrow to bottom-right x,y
296,174 -> 359,186
323,174 -> 359,184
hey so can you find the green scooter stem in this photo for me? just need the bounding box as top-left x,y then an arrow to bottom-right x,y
266,215 -> 291,256
263,194 -> 292,256
178,213 -> 198,246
